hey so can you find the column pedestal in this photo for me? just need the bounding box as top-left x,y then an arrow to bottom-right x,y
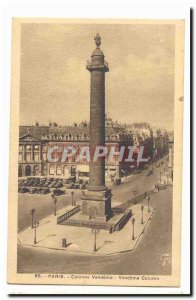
81,189 -> 112,222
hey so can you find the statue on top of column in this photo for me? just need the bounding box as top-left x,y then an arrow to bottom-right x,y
94,33 -> 101,48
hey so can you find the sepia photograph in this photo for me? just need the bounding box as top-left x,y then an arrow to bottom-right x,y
8,18 -> 184,287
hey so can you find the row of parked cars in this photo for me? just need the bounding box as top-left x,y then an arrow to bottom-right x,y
18,176 -> 88,194
18,187 -> 51,194
18,177 -> 64,189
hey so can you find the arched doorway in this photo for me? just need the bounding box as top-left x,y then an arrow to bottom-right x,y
42,164 -> 47,176
49,164 -> 54,175
18,166 -> 23,177
33,165 -> 39,176
63,165 -> 69,177
71,165 -> 76,176
25,165 -> 31,176
56,164 -> 62,176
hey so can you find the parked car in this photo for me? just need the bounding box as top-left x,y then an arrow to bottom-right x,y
40,188 -> 50,194
78,179 -> 83,184
114,178 -> 121,185
80,183 -> 87,190
145,170 -> 153,176
49,183 -> 54,188
52,189 -> 65,196
66,183 -> 74,189
68,176 -> 76,183
63,179 -> 69,184
35,188 -> 42,194
55,182 -> 63,188
19,187 -> 29,193
73,183 -> 80,189
29,188 -> 37,194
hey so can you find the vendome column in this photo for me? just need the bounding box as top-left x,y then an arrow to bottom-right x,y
81,34 -> 112,222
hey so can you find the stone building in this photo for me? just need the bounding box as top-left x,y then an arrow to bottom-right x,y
127,123 -> 154,167
18,121 -> 133,180
152,128 -> 169,158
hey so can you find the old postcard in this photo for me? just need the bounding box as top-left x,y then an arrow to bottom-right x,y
8,18 -> 184,287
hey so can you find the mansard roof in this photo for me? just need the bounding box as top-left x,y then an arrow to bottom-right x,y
19,125 -> 132,141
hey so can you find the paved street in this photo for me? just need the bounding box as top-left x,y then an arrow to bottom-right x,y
18,202 -> 154,255
17,187 -> 172,275
17,155 -> 172,275
18,155 -> 168,231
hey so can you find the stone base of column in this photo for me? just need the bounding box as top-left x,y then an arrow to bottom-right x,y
80,189 -> 112,222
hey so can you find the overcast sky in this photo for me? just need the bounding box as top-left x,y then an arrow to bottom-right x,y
20,23 -> 175,130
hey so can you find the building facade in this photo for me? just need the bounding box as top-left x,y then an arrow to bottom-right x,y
19,122 -> 169,180
18,122 -> 133,181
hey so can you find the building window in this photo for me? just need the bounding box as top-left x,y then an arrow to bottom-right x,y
19,145 -> 23,151
18,166 -> 23,177
63,166 -> 69,177
26,153 -> 31,162
33,165 -> 39,176
56,165 -> 62,175
42,145 -> 47,151
49,165 -> 54,175
18,153 -> 22,162
34,145 -> 39,150
42,153 -> 47,161
43,164 -> 47,175
34,153 -> 39,162
26,145 -> 31,151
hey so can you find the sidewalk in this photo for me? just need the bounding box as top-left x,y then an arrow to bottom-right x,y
18,202 -> 154,256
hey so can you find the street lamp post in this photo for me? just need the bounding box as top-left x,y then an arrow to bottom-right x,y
51,194 -> 57,216
147,196 -> 151,213
91,227 -> 100,252
53,197 -> 57,216
132,218 -> 135,240
30,208 -> 35,229
71,191 -> 74,206
33,220 -> 39,244
141,205 -> 144,224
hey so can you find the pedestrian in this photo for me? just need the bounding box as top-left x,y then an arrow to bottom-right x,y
154,184 -> 158,192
